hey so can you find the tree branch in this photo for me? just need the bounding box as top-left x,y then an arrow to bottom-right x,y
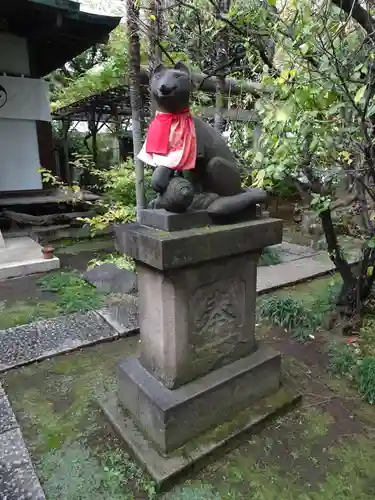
332,0 -> 375,38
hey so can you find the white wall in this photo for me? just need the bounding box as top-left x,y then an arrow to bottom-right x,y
0,119 -> 42,191
0,33 -> 43,191
0,76 -> 51,121
0,33 -> 30,75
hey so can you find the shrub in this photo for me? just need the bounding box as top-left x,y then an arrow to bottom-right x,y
38,271 -> 103,314
328,343 -> 358,376
79,159 -> 138,233
41,156 -> 152,234
88,253 -> 135,272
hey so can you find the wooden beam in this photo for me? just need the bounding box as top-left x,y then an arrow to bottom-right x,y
138,68 -> 270,96
199,107 -> 259,122
53,106 -> 260,123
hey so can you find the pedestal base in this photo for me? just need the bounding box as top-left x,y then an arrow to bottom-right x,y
101,381 -> 301,488
117,344 -> 282,453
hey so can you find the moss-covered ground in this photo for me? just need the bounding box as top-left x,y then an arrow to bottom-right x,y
3,300 -> 375,499
0,269 -> 104,329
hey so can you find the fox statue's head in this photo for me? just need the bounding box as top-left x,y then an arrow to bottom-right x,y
151,61 -> 193,114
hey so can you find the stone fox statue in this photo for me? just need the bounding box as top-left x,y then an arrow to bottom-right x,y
138,61 -> 266,219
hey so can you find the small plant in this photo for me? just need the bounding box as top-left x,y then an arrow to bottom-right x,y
40,157 -> 146,235
259,278 -> 341,341
328,342 -> 358,377
259,295 -> 317,341
82,204 -> 136,234
88,253 -> 135,272
313,280 -> 341,317
38,271 -> 103,314
78,159 -> 152,234
358,357 -> 375,404
38,443 -> 156,500
164,484 -> 221,500
38,444 -> 104,500
38,270 -> 84,292
39,166 -> 83,205
100,448 -> 156,499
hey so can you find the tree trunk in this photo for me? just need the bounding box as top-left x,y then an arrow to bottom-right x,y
148,0 -> 163,117
127,0 -> 145,219
214,1 -> 230,133
320,207 -> 375,332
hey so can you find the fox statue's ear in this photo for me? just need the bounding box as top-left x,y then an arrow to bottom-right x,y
174,61 -> 190,74
153,61 -> 165,75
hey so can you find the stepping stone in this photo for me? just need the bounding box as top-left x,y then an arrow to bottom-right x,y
0,311 -> 116,372
98,295 -> 139,335
84,263 -> 137,294
0,427 -> 45,499
272,242 -> 320,263
278,242 -> 318,256
257,257 -> 335,293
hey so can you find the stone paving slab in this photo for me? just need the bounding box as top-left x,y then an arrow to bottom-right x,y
0,310 -> 136,373
257,257 -> 335,293
0,427 -> 46,500
97,294 -> 139,335
273,242 -> 322,262
273,241 -> 318,256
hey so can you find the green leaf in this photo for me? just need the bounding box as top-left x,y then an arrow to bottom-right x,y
309,136 -> 319,152
299,43 -> 309,55
254,151 -> 264,163
354,85 -> 367,104
267,0 -> 277,5
275,107 -> 290,122
253,169 -> 266,187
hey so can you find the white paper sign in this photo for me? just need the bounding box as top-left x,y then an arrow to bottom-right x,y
0,76 -> 51,122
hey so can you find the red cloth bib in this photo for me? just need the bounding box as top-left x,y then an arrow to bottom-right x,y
144,108 -> 196,171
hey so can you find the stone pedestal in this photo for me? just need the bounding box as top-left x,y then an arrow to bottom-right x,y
102,212 -> 300,486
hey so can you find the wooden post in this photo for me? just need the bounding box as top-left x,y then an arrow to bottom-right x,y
62,119 -> 71,186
